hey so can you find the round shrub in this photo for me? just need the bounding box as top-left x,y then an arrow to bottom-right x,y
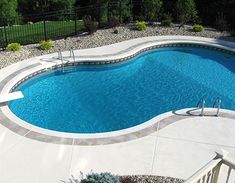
7,43 -> 21,52
161,19 -> 172,26
135,22 -> 147,31
113,29 -> 118,34
83,15 -> 99,34
39,40 -> 53,50
81,172 -> 120,183
193,24 -> 204,32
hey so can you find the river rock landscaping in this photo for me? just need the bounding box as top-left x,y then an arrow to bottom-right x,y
0,23 -> 233,69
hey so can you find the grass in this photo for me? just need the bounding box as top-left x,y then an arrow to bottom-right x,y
0,20 -> 84,47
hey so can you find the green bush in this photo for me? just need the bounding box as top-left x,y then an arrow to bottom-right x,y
193,24 -> 204,32
142,0 -> 162,21
109,16 -> 119,28
39,40 -> 53,50
135,22 -> 147,31
7,43 -> 21,51
80,172 -> 120,183
113,28 -> 118,34
176,0 -> 198,26
161,13 -> 172,26
82,15 -> 99,34
161,19 -> 172,26
215,13 -> 228,31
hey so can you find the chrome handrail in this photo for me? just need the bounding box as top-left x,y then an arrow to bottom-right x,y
58,49 -> 65,72
213,97 -> 221,116
69,47 -> 76,65
197,98 -> 205,116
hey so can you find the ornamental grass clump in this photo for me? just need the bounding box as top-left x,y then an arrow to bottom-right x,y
134,21 -> 147,31
39,40 -> 53,50
193,24 -> 204,32
7,43 -> 21,52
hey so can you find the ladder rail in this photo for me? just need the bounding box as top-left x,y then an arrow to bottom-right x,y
213,97 -> 221,116
70,47 -> 76,66
197,98 -> 205,116
58,49 -> 65,72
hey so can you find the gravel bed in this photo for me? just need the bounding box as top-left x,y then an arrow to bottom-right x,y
0,23 -> 233,69
119,175 -> 184,183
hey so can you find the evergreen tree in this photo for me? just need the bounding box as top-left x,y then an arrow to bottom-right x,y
142,0 -> 162,21
176,0 -> 198,25
0,0 -> 19,24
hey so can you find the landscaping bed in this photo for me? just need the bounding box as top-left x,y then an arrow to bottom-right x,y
0,23 -> 233,69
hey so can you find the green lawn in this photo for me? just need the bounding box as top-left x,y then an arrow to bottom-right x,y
0,20 -> 84,47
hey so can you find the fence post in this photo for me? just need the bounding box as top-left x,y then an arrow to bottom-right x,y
119,1 -> 122,23
107,2 -> 110,22
43,13 -> 47,41
3,25 -> 8,47
74,11 -> 77,35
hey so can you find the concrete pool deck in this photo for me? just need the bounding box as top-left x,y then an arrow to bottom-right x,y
1,113 -> 235,182
0,36 -> 235,182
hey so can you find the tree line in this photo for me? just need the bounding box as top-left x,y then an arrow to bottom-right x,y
0,0 -> 234,30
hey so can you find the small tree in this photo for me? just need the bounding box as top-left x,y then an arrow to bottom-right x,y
176,0 -> 198,26
143,0 -> 162,22
0,0 -> 19,25
119,0 -> 132,23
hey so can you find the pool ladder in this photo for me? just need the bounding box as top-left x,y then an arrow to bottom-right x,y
213,97 -> 221,116
197,98 -> 205,116
197,97 -> 221,116
57,47 -> 76,72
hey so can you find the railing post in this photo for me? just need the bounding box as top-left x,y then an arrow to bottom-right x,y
3,25 -> 8,47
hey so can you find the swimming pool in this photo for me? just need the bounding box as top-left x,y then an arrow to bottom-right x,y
8,46 -> 235,133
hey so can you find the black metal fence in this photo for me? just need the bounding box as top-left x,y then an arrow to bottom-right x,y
0,11 -> 84,49
0,1 -> 234,49
0,2 -> 138,49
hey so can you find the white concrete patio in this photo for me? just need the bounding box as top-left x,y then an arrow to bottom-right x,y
0,114 -> 235,183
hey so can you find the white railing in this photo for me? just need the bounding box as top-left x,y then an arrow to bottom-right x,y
185,152 -> 235,183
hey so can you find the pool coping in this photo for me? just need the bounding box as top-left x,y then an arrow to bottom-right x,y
0,36 -> 235,145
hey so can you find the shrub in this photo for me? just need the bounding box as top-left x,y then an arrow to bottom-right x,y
161,19 -> 172,26
215,13 -> 228,31
161,13 -> 172,26
142,0 -> 162,21
193,24 -> 204,32
7,43 -> 21,51
113,29 -> 118,34
109,16 -> 119,28
135,22 -> 147,31
119,0 -> 132,23
82,15 -> 98,34
176,0 -> 198,26
39,40 -> 53,50
80,172 -> 120,183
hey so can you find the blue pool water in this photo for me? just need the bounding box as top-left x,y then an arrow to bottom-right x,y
9,46 -> 235,133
